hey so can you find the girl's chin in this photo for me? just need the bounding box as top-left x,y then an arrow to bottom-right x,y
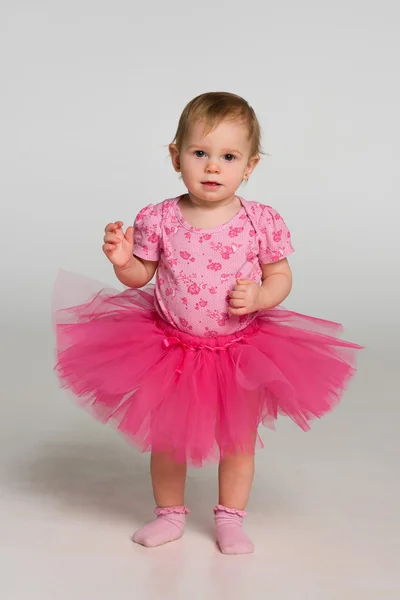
187,188 -> 237,203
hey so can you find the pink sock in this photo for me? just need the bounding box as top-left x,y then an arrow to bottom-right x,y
132,506 -> 189,547
214,505 -> 254,555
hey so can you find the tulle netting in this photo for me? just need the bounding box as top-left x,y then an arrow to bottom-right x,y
54,271 -> 362,467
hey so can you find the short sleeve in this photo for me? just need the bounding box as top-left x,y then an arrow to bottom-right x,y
258,205 -> 294,264
133,204 -> 162,261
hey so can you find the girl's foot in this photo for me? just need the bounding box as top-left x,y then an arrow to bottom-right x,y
214,505 -> 254,554
132,506 -> 189,547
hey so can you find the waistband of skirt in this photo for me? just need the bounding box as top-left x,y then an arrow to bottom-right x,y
154,316 -> 260,349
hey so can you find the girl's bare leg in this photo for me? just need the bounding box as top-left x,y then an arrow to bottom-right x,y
215,451 -> 255,555
150,451 -> 187,507
218,453 -> 255,510
132,452 -> 188,547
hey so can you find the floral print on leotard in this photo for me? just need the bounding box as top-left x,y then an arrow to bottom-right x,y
133,196 -> 294,337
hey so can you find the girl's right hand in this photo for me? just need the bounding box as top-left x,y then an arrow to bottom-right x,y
102,221 -> 134,267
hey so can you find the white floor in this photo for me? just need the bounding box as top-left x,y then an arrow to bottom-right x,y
1,328 -> 399,600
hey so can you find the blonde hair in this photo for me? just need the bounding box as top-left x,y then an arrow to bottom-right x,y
171,92 -> 263,159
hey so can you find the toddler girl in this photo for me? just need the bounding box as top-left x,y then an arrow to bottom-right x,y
54,92 -> 362,554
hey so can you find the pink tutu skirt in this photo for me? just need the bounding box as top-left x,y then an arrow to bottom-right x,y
53,272 -> 362,467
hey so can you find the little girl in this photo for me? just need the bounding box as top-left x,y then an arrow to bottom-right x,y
54,92 -> 362,555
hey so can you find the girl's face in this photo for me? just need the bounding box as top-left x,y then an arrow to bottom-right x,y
169,120 -> 259,205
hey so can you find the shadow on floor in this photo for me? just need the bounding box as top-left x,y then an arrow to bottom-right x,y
0,438 -> 232,535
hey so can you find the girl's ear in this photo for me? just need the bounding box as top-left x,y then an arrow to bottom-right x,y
243,155 -> 260,180
169,144 -> 181,172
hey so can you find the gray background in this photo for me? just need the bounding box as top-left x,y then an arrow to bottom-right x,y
1,1 -> 399,599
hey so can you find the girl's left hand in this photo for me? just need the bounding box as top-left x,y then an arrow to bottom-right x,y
228,279 -> 266,316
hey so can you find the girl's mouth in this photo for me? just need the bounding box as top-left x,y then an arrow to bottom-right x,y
201,181 -> 222,189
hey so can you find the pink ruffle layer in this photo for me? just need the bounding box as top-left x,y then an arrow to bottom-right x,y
54,271 -> 362,467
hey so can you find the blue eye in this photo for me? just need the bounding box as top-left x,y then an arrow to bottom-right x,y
194,150 -> 205,157
224,154 -> 235,161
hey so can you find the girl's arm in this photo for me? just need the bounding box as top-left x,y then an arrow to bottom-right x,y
258,258 -> 292,309
114,257 -> 158,289
228,258 -> 292,315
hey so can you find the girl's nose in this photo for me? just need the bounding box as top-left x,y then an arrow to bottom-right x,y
206,161 -> 220,173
